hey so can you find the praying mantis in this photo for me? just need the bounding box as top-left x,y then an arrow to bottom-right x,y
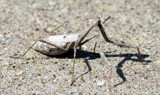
11,16 -> 144,85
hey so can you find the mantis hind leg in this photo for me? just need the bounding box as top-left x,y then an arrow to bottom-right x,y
10,41 -> 38,59
10,25 -> 64,59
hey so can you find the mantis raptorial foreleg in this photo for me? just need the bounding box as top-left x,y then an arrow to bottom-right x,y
97,19 -> 144,63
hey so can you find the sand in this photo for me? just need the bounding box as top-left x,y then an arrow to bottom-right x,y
0,0 -> 159,95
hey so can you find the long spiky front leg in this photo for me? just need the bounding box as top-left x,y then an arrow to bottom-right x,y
97,18 -> 144,64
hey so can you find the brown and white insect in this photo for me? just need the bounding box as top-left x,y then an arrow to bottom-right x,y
33,16 -> 141,57
11,16 -> 144,85
33,28 -> 95,56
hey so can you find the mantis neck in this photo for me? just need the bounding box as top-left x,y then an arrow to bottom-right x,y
78,21 -> 98,45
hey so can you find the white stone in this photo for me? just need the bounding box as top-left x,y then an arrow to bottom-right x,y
97,80 -> 105,86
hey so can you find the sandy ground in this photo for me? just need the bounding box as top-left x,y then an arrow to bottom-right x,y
0,0 -> 160,95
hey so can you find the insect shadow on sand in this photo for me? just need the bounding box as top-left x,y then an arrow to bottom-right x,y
104,53 -> 151,87
48,49 -> 100,59
46,49 -> 99,83
47,49 -> 151,86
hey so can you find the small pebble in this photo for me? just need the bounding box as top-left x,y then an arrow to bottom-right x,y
12,65 -> 16,69
0,74 -> 3,78
35,28 -> 39,31
48,1 -> 56,6
16,70 -> 23,76
0,34 -> 5,42
97,80 -> 105,86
